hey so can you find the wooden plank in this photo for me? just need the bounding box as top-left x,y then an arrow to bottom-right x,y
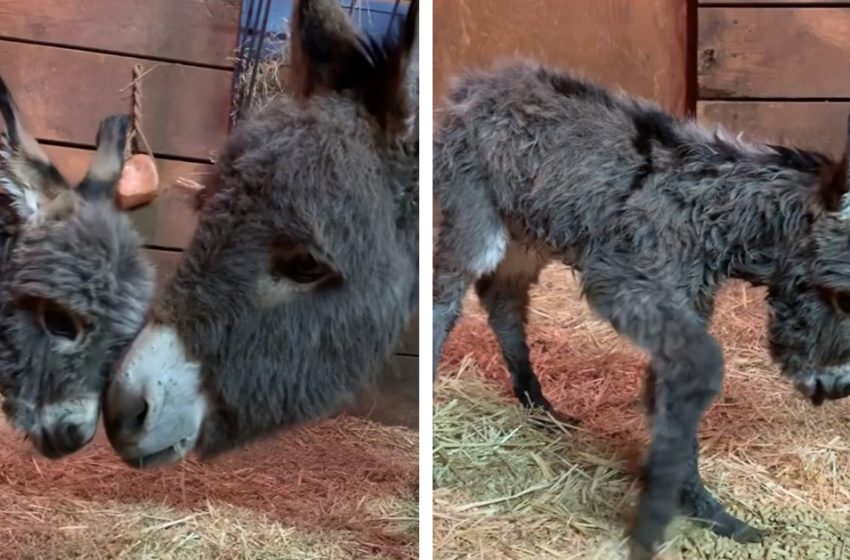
697,100 -> 850,155
346,355 -> 418,429
0,41 -> 232,160
699,8 -> 850,98
434,0 -> 690,115
43,145 -> 200,249
700,1 -> 849,4
0,0 -> 241,68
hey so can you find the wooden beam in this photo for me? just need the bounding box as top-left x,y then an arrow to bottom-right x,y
697,100 -> 850,155
700,1 -> 850,5
0,41 -> 232,160
0,0 -> 240,68
434,0 -> 690,115
699,8 -> 850,98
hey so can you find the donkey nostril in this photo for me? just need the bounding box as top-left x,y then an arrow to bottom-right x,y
62,422 -> 85,450
134,399 -> 149,429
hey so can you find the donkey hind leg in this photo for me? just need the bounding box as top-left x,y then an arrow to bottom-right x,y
432,212 -> 509,380
643,367 -> 763,544
627,317 -> 724,560
433,266 -> 469,381
474,243 -> 552,410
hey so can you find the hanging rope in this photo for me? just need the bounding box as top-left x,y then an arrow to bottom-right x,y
126,63 -> 155,161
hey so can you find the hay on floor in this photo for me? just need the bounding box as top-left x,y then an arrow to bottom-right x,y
0,414 -> 418,560
434,264 -> 850,559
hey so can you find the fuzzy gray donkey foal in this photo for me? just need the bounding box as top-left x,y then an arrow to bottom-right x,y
0,76 -> 154,458
433,61 -> 850,559
102,0 -> 418,467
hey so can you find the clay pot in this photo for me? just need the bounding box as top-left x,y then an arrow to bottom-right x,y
116,153 -> 159,210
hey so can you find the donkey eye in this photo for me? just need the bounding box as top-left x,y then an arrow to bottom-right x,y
272,252 -> 327,284
39,302 -> 79,340
833,292 -> 850,315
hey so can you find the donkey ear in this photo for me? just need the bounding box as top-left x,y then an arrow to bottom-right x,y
76,115 -> 130,203
289,0 -> 418,134
819,114 -> 850,213
0,73 -> 69,224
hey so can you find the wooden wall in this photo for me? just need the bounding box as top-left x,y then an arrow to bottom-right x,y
0,0 -> 240,274
697,1 -> 850,156
434,0 -> 691,116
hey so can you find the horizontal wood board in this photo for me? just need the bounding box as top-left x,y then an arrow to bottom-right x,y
0,41 -> 232,160
699,7 -> 850,98
0,0 -> 241,67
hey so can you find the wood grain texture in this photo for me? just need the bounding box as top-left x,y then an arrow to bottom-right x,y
699,7 -> 850,98
700,1 -> 849,4
0,41 -> 232,160
697,101 -> 850,155
0,0 -> 241,67
43,145 -> 201,249
434,0 -> 690,115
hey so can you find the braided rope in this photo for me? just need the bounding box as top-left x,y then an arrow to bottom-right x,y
126,63 -> 155,161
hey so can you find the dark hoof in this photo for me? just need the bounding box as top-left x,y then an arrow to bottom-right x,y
697,511 -> 764,544
515,386 -> 554,411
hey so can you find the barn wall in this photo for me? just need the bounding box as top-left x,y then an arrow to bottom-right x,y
0,0 -> 241,258
697,2 -> 850,156
434,0 -> 691,116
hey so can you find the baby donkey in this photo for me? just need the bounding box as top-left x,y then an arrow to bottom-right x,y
433,61 -> 850,559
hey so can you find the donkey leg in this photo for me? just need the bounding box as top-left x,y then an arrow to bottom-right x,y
432,210 -> 509,380
474,243 -> 552,410
643,367 -> 763,543
628,319 -> 723,560
433,265 -> 469,380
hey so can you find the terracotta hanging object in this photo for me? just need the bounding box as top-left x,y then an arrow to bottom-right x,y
117,152 -> 159,210
115,63 -> 160,211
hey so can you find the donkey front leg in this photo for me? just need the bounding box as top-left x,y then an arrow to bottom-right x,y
629,319 -> 724,560
643,367 -> 763,544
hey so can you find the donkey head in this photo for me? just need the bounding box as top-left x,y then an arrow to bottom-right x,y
103,0 -> 418,467
0,76 -> 154,457
766,120 -> 850,405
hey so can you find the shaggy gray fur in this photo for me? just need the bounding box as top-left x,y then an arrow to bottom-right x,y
0,76 -> 154,457
105,0 -> 418,458
433,61 -> 850,559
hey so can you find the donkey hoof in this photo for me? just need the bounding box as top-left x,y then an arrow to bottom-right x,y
706,513 -> 764,544
724,523 -> 764,544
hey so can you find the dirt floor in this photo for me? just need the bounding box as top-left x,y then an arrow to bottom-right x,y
434,264 -> 850,559
0,412 -> 418,560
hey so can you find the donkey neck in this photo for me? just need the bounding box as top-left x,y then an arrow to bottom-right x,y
684,144 -> 823,287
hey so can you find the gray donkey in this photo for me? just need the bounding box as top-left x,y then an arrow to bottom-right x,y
432,61 -> 850,559
0,77 -> 154,458
102,0 -> 418,468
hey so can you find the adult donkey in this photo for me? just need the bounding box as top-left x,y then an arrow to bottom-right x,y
103,0 -> 419,467
432,61 -> 850,559
0,78 -> 154,458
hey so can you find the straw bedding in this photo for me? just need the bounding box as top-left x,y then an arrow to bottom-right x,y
0,415 -> 418,559
434,264 -> 850,559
